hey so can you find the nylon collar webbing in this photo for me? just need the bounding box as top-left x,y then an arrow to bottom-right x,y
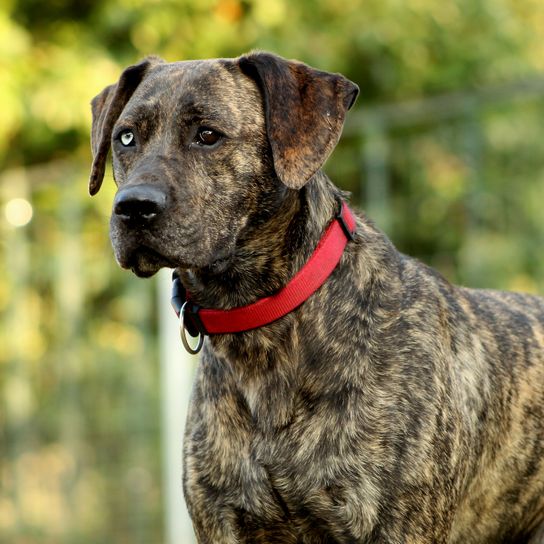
171,200 -> 357,338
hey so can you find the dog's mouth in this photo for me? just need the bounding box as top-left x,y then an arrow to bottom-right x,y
116,243 -> 234,278
117,246 -> 174,278
111,220 -> 240,278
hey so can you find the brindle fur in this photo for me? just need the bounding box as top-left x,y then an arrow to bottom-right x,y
89,52 -> 544,543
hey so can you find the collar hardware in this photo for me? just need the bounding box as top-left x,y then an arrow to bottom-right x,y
336,201 -> 356,241
179,301 -> 205,354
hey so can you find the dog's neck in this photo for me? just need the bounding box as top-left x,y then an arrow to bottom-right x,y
177,172 -> 345,429
179,172 -> 343,311
178,173 -> 402,430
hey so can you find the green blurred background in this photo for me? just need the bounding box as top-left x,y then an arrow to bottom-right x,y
1,0 -> 544,542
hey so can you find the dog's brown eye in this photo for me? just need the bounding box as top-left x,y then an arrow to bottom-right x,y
195,128 -> 221,146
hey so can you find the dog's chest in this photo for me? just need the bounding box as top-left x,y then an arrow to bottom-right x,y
185,350 -> 380,540
189,397 -> 335,525
188,374 -> 303,515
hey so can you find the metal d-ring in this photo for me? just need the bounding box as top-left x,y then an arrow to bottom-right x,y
179,301 -> 204,355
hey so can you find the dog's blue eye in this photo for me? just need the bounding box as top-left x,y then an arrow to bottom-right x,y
195,128 -> 221,146
119,130 -> 135,147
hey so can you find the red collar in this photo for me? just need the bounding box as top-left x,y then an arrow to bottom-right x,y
171,200 -> 356,352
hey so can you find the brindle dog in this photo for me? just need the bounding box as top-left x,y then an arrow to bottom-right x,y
89,52 -> 544,543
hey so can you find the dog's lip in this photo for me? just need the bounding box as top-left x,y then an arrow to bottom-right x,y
117,245 -> 172,276
114,235 -> 237,276
131,265 -> 158,278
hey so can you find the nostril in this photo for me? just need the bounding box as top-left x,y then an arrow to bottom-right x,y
115,199 -> 160,220
113,185 -> 167,223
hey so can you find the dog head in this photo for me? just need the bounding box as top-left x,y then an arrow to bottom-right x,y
89,52 -> 358,277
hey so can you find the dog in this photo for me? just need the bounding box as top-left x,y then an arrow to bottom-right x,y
89,52 -> 544,543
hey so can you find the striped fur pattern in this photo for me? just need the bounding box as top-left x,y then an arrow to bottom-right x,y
89,52 -> 544,543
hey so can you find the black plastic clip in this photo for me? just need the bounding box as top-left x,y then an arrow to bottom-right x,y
171,270 -> 185,317
171,271 -> 206,354
336,200 -> 356,241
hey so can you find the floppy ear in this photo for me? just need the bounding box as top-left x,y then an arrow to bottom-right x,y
238,52 -> 359,189
89,56 -> 164,195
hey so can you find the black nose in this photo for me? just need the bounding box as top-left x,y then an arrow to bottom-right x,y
113,185 -> 167,223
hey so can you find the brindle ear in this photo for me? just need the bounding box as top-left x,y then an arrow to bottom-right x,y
238,52 -> 359,189
89,56 -> 164,196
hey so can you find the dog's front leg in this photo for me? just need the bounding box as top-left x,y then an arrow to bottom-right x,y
187,505 -> 241,544
183,352 -> 301,543
528,522 -> 544,544
184,473 -> 300,544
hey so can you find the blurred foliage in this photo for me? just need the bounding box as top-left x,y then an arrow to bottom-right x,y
1,0 -> 544,542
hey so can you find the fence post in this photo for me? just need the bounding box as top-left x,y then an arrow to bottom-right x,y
361,114 -> 391,233
158,268 -> 197,544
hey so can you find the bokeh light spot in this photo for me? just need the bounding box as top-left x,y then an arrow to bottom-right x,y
5,198 -> 33,227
